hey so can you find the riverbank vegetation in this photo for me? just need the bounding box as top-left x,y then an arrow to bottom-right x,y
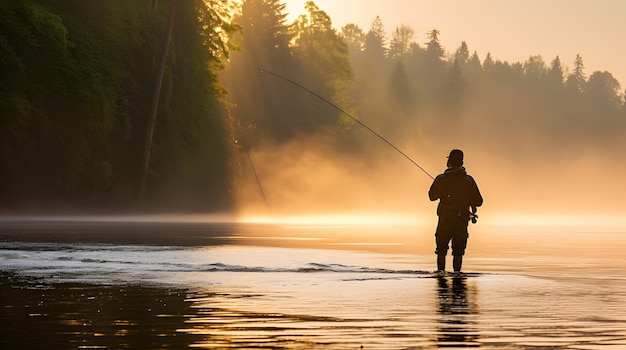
1,0 -> 624,213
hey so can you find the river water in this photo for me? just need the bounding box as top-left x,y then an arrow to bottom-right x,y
1,215 -> 625,349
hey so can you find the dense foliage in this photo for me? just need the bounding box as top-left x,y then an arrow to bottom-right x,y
0,0 -> 236,212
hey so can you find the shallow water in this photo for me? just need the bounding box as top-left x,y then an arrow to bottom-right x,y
1,216 -> 625,349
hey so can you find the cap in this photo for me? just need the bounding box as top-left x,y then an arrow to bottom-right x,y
447,149 -> 463,165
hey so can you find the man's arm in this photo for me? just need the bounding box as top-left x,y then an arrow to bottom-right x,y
429,177 -> 442,201
467,176 -> 483,207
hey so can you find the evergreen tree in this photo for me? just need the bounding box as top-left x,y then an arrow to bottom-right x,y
566,53 -> 586,93
388,24 -> 415,60
425,29 -> 444,62
442,56 -> 466,114
226,0 -> 296,140
291,1 -> 353,132
364,16 -> 387,59
454,41 -> 470,66
389,60 -> 413,110
380,59 -> 414,138
464,50 -> 482,83
483,52 -> 494,69
146,0 -> 237,211
419,29 -> 446,104
547,56 -> 565,86
236,0 -> 292,68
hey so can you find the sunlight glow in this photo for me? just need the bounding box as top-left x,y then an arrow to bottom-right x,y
239,213 -> 429,227
485,213 -> 626,229
284,0 -> 626,87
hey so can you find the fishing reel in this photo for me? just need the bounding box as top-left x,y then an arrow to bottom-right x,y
470,213 -> 478,224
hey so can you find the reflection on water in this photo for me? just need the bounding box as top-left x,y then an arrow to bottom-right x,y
3,269 -> 626,348
436,276 -> 479,347
0,275 -> 202,349
2,218 -> 626,349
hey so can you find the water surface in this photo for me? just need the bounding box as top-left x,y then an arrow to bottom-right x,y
1,216 -> 625,349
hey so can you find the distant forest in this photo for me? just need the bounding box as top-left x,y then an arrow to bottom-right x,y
1,0 -> 625,212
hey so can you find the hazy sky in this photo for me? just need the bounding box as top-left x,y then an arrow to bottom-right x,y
284,0 -> 626,89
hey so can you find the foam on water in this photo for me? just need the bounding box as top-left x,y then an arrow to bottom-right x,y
0,242 -> 443,286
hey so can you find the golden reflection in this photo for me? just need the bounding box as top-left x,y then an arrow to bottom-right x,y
234,213 -> 437,254
62,319 -> 84,326
436,276 -> 480,347
485,213 -> 626,228
114,329 -> 129,336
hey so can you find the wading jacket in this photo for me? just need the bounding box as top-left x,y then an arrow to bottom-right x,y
429,167 -> 483,220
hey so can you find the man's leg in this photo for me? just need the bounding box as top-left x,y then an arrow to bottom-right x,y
453,255 -> 463,272
435,221 -> 451,272
451,224 -> 469,272
437,254 -> 446,271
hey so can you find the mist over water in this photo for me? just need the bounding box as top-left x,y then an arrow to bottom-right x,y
225,2 -> 626,223
232,111 -> 626,223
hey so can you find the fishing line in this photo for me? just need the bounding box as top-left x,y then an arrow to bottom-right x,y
258,68 -> 478,222
238,137 -> 268,205
258,68 -> 435,181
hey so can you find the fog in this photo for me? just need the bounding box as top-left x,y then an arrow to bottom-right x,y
224,1 -> 626,226
232,112 -> 626,224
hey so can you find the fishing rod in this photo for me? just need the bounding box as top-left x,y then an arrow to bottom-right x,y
257,68 -> 477,222
238,136 -> 268,205
258,68 -> 435,180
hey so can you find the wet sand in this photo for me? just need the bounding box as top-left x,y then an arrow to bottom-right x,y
1,216 -> 626,349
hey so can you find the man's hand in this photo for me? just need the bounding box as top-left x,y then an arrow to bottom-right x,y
470,206 -> 478,224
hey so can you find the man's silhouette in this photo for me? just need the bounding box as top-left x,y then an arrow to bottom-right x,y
429,149 -> 483,273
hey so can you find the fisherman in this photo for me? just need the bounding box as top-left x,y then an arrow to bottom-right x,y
429,149 -> 483,274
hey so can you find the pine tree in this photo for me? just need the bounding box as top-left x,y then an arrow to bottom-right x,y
566,53 -> 586,93
425,29 -> 444,62
547,56 -> 565,86
388,24 -> 415,60
454,41 -> 470,66
364,16 -> 387,59
291,1 -> 352,132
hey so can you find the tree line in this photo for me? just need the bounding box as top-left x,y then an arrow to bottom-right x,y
226,1 -> 625,156
1,0 -> 624,212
